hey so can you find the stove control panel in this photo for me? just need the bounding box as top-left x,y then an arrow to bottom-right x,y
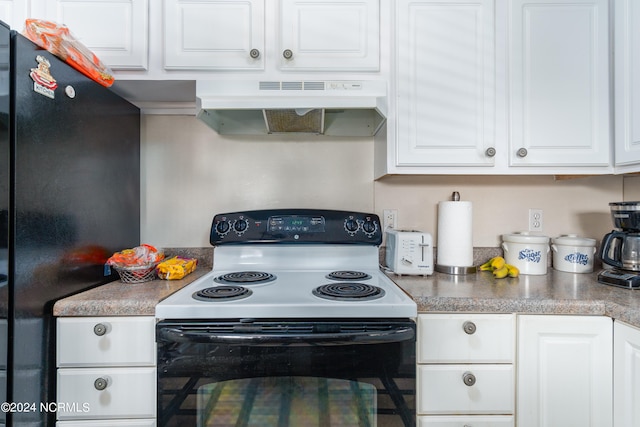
210,209 -> 382,245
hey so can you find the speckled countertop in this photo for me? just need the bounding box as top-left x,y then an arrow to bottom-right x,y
52,247 -> 640,329
393,269 -> 640,327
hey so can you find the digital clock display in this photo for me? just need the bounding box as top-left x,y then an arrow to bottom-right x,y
267,215 -> 325,233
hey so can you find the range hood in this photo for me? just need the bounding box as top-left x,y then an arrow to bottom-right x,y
195,80 -> 387,136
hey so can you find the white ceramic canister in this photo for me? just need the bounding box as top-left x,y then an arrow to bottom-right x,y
501,232 -> 550,275
551,235 -> 596,273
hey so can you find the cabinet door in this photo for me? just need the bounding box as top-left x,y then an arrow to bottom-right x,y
56,420 -> 156,426
57,317 -> 156,367
509,0 -> 610,167
614,0 -> 640,170
43,0 -> 149,70
57,367 -> 156,420
418,313 -> 514,363
0,0 -> 29,29
164,0 -> 264,70
614,321 -> 640,427
396,0 -> 496,167
279,0 -> 379,71
418,415 -> 514,426
517,315 -> 612,427
417,364 -> 514,415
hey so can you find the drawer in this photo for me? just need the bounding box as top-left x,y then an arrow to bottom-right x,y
57,367 -> 156,420
57,420 -> 156,427
418,415 -> 514,426
417,364 -> 514,415
418,314 -> 515,363
57,317 -> 155,367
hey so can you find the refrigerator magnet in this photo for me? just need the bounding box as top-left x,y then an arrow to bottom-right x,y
30,55 -> 57,99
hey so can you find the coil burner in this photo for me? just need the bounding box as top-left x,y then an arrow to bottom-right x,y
214,271 -> 276,285
313,283 -> 385,301
326,270 -> 372,281
193,286 -> 252,302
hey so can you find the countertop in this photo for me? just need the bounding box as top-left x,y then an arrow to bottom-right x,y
53,263 -> 640,329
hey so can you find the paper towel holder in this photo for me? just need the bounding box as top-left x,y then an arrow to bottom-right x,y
435,191 -> 478,275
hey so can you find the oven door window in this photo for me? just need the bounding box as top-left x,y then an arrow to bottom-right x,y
157,320 -> 416,427
197,377 -> 376,426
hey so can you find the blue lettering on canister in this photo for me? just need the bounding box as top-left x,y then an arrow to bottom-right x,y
518,249 -> 541,263
564,252 -> 589,266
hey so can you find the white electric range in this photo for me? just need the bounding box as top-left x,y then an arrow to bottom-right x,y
155,209 -> 418,427
155,209 -> 417,320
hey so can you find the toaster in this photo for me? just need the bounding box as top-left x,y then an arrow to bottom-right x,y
385,229 -> 434,275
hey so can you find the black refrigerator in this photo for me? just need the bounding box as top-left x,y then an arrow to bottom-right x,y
0,22 -> 140,426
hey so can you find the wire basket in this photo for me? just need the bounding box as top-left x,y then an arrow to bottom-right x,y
112,263 -> 158,284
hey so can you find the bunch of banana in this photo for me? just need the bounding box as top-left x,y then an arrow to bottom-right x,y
479,256 -> 519,278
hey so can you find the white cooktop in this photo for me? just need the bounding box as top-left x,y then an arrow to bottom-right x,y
155,245 -> 417,320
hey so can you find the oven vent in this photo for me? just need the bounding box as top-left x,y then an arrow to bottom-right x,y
258,81 -> 326,91
195,80 -> 387,136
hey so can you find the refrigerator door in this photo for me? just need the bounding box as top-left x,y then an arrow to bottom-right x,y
0,20 -> 9,427
10,32 -> 140,426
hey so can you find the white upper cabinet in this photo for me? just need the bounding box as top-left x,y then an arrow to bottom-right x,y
41,0 -> 149,70
509,0 -> 610,167
614,0 -> 640,172
163,0 -> 265,70
0,0 -> 29,29
396,0 -> 496,167
376,0 -> 613,176
278,0 -> 379,71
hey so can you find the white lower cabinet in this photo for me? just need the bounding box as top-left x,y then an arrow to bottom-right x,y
418,313 -> 614,426
517,315 -> 613,427
614,321 -> 640,427
417,313 -> 515,426
56,316 -> 156,426
417,415 -> 514,426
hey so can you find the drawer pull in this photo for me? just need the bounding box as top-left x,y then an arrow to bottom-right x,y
249,48 -> 260,59
462,371 -> 476,386
93,323 -> 109,336
94,377 -> 109,391
283,49 -> 293,60
462,321 -> 476,335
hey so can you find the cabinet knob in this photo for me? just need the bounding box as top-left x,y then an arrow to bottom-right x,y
249,48 -> 260,59
283,49 -> 294,60
94,377 -> 109,391
462,321 -> 476,335
517,147 -> 528,158
462,371 -> 476,386
485,147 -> 496,157
93,323 -> 108,336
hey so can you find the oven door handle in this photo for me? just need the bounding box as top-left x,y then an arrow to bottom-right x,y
158,326 -> 415,346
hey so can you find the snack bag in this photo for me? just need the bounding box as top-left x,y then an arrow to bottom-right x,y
156,256 -> 198,280
106,244 -> 164,268
23,19 -> 115,87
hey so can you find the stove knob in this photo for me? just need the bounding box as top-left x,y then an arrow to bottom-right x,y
234,219 -> 248,233
344,218 -> 359,233
362,219 -> 377,234
216,220 -> 230,235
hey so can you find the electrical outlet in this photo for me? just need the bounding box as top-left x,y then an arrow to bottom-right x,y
529,208 -> 543,232
383,209 -> 397,231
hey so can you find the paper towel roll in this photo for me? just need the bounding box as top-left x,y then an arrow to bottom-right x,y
437,200 -> 473,267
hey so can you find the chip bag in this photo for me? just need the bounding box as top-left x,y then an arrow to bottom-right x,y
106,244 -> 164,268
23,19 -> 115,87
156,256 -> 198,280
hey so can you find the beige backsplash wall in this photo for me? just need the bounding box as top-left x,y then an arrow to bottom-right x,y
375,175 -> 621,247
142,115 -> 627,248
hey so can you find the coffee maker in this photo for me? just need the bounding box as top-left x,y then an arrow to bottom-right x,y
598,201 -> 640,288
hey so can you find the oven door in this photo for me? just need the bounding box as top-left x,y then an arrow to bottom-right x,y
157,319 -> 416,427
